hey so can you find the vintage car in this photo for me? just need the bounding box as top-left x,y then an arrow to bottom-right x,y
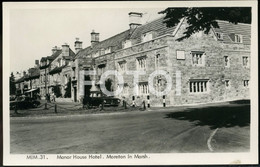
10,96 -> 41,110
83,96 -> 121,108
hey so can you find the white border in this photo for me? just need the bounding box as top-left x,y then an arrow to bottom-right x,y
3,1 -> 258,165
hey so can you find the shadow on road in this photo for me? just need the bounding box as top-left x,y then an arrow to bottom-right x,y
165,103 -> 250,129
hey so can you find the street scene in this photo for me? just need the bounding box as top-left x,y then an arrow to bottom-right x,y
8,6 -> 252,156
10,100 -> 250,153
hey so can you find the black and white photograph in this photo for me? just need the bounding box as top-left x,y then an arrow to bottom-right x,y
2,1 -> 258,166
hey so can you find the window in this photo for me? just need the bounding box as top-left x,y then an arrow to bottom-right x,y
118,61 -> 127,73
177,50 -> 185,60
191,51 -> 205,66
224,56 -> 230,67
105,47 -> 111,54
123,40 -> 132,48
136,56 -> 147,70
225,80 -> 230,88
142,32 -> 153,42
155,54 -> 160,68
97,64 -> 106,75
100,49 -> 105,55
216,32 -> 223,40
242,56 -> 249,67
235,34 -> 243,43
93,51 -> 100,58
189,80 -> 209,93
243,80 -> 249,87
155,77 -> 164,92
138,82 -> 149,95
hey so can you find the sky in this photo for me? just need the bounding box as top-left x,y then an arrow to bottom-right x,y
9,5 -> 165,74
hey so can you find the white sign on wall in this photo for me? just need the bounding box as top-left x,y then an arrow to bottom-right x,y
176,50 -> 185,60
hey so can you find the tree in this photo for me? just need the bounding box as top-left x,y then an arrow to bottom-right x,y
10,72 -> 16,95
159,7 -> 251,41
64,77 -> 71,98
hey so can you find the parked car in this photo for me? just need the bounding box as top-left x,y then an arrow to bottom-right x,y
10,95 -> 16,101
10,96 -> 41,110
83,96 -> 121,108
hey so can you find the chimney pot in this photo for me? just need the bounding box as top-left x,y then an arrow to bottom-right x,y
52,46 -> 58,54
62,43 -> 70,56
129,12 -> 142,30
74,38 -> 83,54
91,30 -> 99,47
35,60 -> 39,66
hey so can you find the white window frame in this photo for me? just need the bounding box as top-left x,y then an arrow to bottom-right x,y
242,56 -> 249,68
136,56 -> 147,70
243,80 -> 249,88
189,80 -> 209,94
235,34 -> 243,43
224,56 -> 230,68
191,51 -> 205,66
142,32 -> 153,42
138,82 -> 149,95
123,40 -> 132,48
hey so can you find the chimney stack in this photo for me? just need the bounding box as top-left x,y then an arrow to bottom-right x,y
91,30 -> 99,47
23,71 -> 26,76
74,38 -> 83,54
129,12 -> 142,30
35,60 -> 39,67
62,43 -> 70,57
52,46 -> 58,54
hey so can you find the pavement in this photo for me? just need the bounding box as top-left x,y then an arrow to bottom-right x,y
10,101 -> 250,154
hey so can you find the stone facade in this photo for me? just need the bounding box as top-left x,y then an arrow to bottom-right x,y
14,14 -> 250,106
73,18 -> 250,106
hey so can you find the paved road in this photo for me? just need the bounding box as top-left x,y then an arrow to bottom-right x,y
10,103 -> 250,153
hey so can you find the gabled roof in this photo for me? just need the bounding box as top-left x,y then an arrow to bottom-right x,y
75,16 -> 177,60
47,50 -> 62,61
130,16 -> 177,43
27,67 -> 40,79
68,48 -> 76,58
74,46 -> 92,60
213,20 -> 251,45
15,76 -> 25,83
49,65 -> 67,75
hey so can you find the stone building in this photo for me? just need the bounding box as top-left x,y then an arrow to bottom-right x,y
39,46 -> 62,97
40,44 -> 75,98
15,60 -> 40,97
73,12 -> 251,106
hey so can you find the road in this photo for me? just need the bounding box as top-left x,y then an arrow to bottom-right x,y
10,102 -> 250,153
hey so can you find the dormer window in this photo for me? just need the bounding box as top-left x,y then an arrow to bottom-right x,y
100,48 -> 105,55
105,47 -> 111,54
93,51 -> 100,58
216,32 -> 224,40
123,40 -> 132,48
234,34 -> 243,43
142,32 -> 153,42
